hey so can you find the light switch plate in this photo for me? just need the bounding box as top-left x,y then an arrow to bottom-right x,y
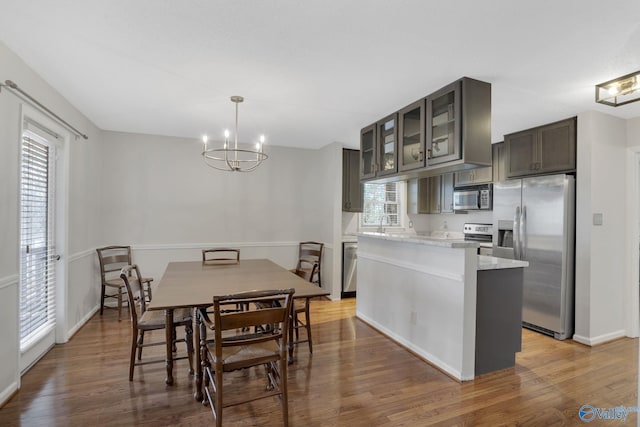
593,213 -> 603,226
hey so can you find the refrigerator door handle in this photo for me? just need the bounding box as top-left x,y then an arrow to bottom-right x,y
514,206 -> 521,260
521,206 -> 527,259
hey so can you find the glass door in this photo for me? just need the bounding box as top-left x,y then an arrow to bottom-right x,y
360,124 -> 376,179
426,80 -> 462,165
19,119 -> 60,372
376,113 -> 398,176
398,99 -> 425,171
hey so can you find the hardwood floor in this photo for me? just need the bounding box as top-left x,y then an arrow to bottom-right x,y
0,299 -> 637,426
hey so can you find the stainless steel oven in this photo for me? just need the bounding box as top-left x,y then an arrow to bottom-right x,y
463,222 -> 493,255
453,184 -> 492,211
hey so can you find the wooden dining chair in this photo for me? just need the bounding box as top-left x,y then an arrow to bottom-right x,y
291,260 -> 317,353
200,289 -> 295,427
120,265 -> 193,381
97,245 -> 153,321
202,248 -> 240,264
293,242 -> 323,286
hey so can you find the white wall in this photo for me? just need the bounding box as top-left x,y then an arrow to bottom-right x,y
0,41 -> 102,404
98,131 -> 342,297
574,110 -> 628,345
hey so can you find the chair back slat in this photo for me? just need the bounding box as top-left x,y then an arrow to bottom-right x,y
120,264 -> 147,323
202,248 -> 240,264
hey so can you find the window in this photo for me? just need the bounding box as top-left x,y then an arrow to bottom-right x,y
361,182 -> 402,228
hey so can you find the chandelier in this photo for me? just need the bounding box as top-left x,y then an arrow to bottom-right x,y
201,96 -> 268,172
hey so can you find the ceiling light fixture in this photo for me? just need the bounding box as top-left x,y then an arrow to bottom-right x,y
201,96 -> 268,172
595,70 -> 640,107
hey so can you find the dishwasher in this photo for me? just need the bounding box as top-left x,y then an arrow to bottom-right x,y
342,242 -> 357,298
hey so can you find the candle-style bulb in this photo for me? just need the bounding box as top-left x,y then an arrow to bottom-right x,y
202,135 -> 208,143
260,134 -> 265,144
224,129 -> 230,139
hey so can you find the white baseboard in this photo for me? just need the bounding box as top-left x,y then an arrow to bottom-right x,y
64,305 -> 100,342
573,329 -> 626,346
0,380 -> 18,408
356,310 -> 468,381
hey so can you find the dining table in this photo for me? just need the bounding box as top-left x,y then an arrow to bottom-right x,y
146,258 -> 330,401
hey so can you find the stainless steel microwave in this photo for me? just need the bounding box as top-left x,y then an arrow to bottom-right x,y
453,184 -> 492,211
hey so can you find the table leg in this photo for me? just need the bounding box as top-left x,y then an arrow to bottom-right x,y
164,308 -> 174,385
193,307 -> 203,401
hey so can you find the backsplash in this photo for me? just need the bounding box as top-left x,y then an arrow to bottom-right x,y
408,211 -> 493,234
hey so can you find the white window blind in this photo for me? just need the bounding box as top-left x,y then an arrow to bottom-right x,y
362,182 -> 400,227
19,126 -> 57,349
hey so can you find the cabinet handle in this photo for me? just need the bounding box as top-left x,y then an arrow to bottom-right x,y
419,151 -> 424,161
427,149 -> 432,159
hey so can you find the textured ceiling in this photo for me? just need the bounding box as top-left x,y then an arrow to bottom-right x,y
1,0 -> 639,149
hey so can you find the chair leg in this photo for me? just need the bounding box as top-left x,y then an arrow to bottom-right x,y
185,324 -> 194,375
305,303 -> 313,354
137,331 -> 144,360
117,287 -> 123,321
100,284 -> 106,315
215,364 -> 223,427
129,330 -> 138,381
280,356 -> 289,427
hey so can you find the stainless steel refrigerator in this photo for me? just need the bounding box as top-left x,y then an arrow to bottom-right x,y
492,174 -> 575,340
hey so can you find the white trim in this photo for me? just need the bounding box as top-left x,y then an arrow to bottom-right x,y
0,380 -> 18,408
64,305 -> 99,342
358,250 -> 465,282
132,241 -> 299,251
357,311 -> 469,381
0,274 -> 19,290
573,330 -> 627,346
67,248 -> 95,263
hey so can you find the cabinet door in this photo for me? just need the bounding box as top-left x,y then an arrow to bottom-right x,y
441,172 -> 454,213
398,99 -> 425,172
492,142 -> 505,183
343,149 -> 363,212
427,175 -> 442,214
454,169 -> 475,186
407,178 -> 418,215
376,114 -> 398,176
538,118 -> 576,174
360,124 -> 377,179
472,166 -> 493,183
505,130 -> 537,178
426,80 -> 462,166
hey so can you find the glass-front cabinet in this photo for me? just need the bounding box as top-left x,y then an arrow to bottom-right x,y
376,114 -> 398,176
398,99 -> 425,172
360,124 -> 377,179
426,80 -> 462,166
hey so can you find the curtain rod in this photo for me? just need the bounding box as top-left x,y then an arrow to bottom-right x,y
0,79 -> 89,140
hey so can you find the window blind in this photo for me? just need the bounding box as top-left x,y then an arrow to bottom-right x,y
19,128 -> 57,348
362,182 -> 400,227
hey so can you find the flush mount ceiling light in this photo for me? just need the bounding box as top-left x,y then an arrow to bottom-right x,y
595,70 -> 640,107
201,96 -> 268,172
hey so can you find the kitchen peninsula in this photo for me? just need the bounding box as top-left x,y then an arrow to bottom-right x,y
356,232 -> 528,381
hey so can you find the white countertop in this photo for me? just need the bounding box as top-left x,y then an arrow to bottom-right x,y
477,255 -> 529,271
356,231 -> 480,249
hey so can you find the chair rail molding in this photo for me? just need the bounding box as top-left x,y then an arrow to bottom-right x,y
0,274 -> 19,290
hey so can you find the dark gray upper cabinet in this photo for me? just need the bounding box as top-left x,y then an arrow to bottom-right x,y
492,142 -> 506,183
376,113 -> 398,177
454,166 -> 492,187
426,80 -> 462,165
426,77 -> 491,168
343,149 -> 363,212
505,117 -> 576,178
398,99 -> 425,172
361,76 -> 491,182
407,173 -> 454,214
360,124 -> 376,179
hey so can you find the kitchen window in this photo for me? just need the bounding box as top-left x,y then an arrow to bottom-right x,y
361,182 -> 404,228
